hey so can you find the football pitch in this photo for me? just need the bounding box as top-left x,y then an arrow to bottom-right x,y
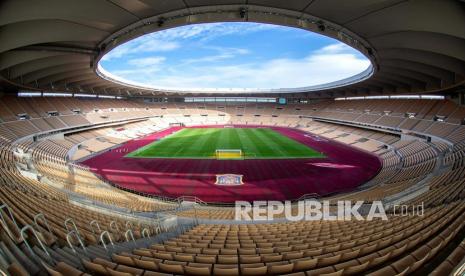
126,128 -> 324,159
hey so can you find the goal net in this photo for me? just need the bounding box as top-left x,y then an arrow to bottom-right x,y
215,149 -> 243,160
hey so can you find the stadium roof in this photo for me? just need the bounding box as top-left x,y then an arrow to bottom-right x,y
0,0 -> 464,98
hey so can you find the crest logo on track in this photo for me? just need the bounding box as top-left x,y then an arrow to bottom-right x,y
215,174 -> 244,186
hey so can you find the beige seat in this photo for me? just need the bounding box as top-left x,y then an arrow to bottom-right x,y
133,249 -> 153,257
133,258 -> 159,271
391,255 -> 416,274
82,260 -> 109,275
212,266 -> 239,276
106,268 -> 133,276
153,252 -> 174,261
261,254 -> 282,262
241,265 -> 267,276
195,255 -> 216,264
174,254 -> 195,262
292,258 -> 317,271
184,265 -> 211,276
305,266 -> 335,276
112,254 -> 135,267
340,249 -> 360,261
114,265 -> 144,275
343,261 -> 370,275
143,271 -> 173,276
93,258 -> 118,269
239,255 -> 260,264
318,254 -> 342,267
366,265 -> 398,276
267,263 -> 294,275
320,269 -> 345,276
46,262 -> 89,276
8,262 -> 29,276
218,255 -> 238,264
158,263 -> 184,274
283,251 -> 304,260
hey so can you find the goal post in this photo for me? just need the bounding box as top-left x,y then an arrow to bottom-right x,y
215,149 -> 243,160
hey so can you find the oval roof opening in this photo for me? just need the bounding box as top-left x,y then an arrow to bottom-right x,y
98,22 -> 372,93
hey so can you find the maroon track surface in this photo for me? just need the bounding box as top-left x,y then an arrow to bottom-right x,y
81,126 -> 381,203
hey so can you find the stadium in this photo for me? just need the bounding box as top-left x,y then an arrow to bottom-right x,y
0,0 -> 464,275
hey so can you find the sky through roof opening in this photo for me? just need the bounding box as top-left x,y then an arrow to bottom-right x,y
99,22 -> 371,91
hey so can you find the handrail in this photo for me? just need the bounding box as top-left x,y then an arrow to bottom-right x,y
100,231 -> 115,251
64,218 -> 78,232
176,196 -> 207,205
90,220 -> 101,234
110,221 -> 120,232
125,221 -> 133,230
141,228 -> 150,239
34,213 -> 55,239
124,229 -> 136,244
20,225 -> 54,265
154,217 -> 161,234
64,218 -> 84,241
66,230 -> 88,255
0,204 -> 22,242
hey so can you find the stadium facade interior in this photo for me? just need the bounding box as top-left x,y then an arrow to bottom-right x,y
0,0 -> 465,275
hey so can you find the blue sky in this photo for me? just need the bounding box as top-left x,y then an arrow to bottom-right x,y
100,22 -> 370,90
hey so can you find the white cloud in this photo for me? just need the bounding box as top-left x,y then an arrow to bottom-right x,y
102,38 -> 179,61
123,42 -> 370,89
102,23 -> 278,61
182,47 -> 250,65
131,39 -> 179,53
152,22 -> 279,41
316,43 -> 351,54
128,56 -> 166,67
108,56 -> 167,80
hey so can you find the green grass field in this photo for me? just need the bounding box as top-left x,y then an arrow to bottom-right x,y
126,128 -> 324,159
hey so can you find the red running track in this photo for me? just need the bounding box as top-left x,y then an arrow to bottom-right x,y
81,126 -> 381,203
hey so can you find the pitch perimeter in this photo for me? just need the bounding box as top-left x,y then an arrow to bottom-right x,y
126,127 -> 324,159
